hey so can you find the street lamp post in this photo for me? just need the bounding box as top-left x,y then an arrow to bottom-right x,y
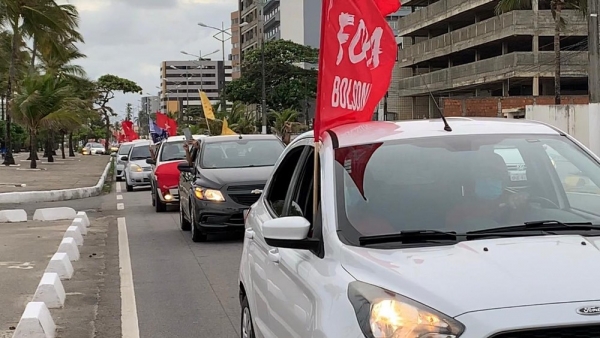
198,22 -> 232,114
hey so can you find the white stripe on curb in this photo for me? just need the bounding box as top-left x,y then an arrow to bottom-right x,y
32,273 -> 66,309
33,207 -> 76,221
57,237 -> 80,261
45,252 -> 74,280
117,203 -> 124,210
72,218 -> 87,236
0,160 -> 111,204
12,302 -> 56,338
118,217 -> 140,338
63,226 -> 83,246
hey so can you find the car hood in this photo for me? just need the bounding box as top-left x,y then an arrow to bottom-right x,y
341,235 -> 600,317
199,166 -> 274,188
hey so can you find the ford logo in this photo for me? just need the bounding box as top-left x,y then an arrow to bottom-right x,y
576,306 -> 600,315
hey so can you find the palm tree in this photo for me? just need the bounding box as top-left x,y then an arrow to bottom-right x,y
12,73 -> 86,168
495,0 -> 587,104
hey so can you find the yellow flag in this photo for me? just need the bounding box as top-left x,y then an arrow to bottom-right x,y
221,118 -> 237,135
199,90 -> 215,120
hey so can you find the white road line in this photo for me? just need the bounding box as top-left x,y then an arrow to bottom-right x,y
117,203 -> 125,210
117,195 -> 123,200
116,182 -> 122,193
118,217 -> 140,338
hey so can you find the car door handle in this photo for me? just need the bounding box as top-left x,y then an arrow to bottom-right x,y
245,228 -> 254,239
268,249 -> 280,263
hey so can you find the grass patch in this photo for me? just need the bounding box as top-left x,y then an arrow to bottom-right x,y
102,158 -> 115,194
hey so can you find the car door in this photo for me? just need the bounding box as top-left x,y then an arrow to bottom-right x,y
150,142 -> 162,192
180,146 -> 199,220
246,139 -> 311,338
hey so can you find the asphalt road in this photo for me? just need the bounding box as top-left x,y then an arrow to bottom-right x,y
117,183 -> 243,338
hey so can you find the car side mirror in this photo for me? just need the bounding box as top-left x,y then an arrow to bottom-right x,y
263,217 -> 319,251
121,156 -> 128,161
177,162 -> 194,173
146,158 -> 156,165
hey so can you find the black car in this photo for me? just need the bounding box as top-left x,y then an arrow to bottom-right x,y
178,134 -> 285,242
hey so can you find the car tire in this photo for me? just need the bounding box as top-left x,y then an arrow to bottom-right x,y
125,176 -> 133,192
116,176 -> 122,182
151,187 -> 156,206
241,296 -> 255,338
190,203 -> 207,243
179,202 -> 191,231
155,188 -> 166,212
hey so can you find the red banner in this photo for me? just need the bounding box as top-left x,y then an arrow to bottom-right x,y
314,0 -> 400,141
156,113 -> 177,137
121,120 -> 139,142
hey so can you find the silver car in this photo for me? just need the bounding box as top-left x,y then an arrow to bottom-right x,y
114,141 -> 137,181
123,141 -> 153,192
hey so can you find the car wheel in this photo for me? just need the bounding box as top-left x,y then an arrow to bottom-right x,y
155,188 -> 166,212
179,201 -> 191,231
125,175 -> 133,192
151,187 -> 156,206
190,203 -> 207,243
116,176 -> 122,182
241,296 -> 255,338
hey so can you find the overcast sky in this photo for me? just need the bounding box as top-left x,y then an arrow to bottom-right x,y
65,0 -> 236,119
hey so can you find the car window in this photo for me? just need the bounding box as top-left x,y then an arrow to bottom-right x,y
118,144 -> 133,155
160,141 -> 187,162
333,134 -> 600,245
287,147 -> 316,223
265,145 -> 308,217
201,139 -> 284,169
129,145 -> 151,160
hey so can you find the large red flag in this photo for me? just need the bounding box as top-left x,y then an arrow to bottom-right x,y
156,113 -> 178,137
314,0 -> 400,141
121,120 -> 139,141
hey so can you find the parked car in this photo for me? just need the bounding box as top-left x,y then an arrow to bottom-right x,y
147,135 -> 206,212
122,141 -> 153,192
82,142 -> 104,155
114,141 -> 137,181
238,118 -> 600,338
178,134 -> 285,242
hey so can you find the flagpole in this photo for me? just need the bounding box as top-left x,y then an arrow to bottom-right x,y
312,141 -> 320,225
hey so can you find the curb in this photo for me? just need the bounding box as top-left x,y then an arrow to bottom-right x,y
13,211 -> 92,338
0,160 -> 112,204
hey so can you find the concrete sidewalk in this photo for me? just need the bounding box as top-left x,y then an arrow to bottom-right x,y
0,153 -> 110,194
0,219 -> 71,338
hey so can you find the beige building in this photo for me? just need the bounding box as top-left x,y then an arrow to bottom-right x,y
231,11 -> 242,79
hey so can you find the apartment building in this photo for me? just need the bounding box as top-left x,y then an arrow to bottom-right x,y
141,96 -> 160,114
263,0 -> 280,42
395,0 -> 589,119
239,0 -> 260,61
231,11 -> 242,79
159,60 -> 233,114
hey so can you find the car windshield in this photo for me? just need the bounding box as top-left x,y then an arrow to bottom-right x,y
160,141 -> 187,162
118,144 -> 133,155
334,134 -> 600,245
201,139 -> 284,169
129,145 -> 151,160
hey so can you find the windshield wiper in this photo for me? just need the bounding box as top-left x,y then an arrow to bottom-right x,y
359,230 -> 459,246
467,220 -> 600,235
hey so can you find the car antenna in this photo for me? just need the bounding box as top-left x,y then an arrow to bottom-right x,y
423,71 -> 452,132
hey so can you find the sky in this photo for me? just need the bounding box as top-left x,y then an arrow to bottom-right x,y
63,0 -> 237,119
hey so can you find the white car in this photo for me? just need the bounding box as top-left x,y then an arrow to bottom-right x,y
83,142 -> 105,155
238,118 -> 600,338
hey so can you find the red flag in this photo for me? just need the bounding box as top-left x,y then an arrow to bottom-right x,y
334,143 -> 383,198
156,113 -> 178,136
121,120 -> 139,141
373,0 -> 402,16
314,0 -> 399,141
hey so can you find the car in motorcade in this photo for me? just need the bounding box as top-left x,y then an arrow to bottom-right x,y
82,142 -> 105,155
113,141 -> 140,181
178,134 -> 285,242
147,134 -> 207,212
122,140 -> 153,192
238,117 -> 600,338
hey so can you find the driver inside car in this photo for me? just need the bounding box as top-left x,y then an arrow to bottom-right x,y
446,151 -> 529,230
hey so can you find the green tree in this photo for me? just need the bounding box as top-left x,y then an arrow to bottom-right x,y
125,103 -> 134,121
94,74 -> 142,152
224,40 -> 318,112
495,0 -> 587,104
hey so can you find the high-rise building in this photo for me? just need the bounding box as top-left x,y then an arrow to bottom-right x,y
159,60 -> 232,114
231,11 -> 242,79
239,0 -> 260,61
279,0 -> 319,48
263,0 -> 280,42
141,96 -> 160,115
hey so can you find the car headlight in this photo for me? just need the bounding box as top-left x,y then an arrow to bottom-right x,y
130,164 -> 143,172
193,187 -> 225,202
348,281 -> 465,338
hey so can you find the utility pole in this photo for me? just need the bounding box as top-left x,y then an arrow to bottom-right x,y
589,0 -> 600,103
259,0 -> 268,134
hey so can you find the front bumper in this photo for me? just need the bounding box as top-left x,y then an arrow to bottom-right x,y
455,301 -> 600,337
127,171 -> 151,186
157,186 -> 180,204
116,163 -> 125,177
192,199 -> 250,233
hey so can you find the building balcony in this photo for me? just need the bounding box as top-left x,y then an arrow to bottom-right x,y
396,0 -> 495,37
264,10 -> 280,30
397,10 -> 587,68
265,30 -> 280,41
397,51 -> 588,96
263,0 -> 279,12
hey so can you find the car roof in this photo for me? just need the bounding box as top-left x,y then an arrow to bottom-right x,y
202,134 -> 280,144
162,135 -> 207,143
295,118 -> 562,148
130,140 -> 152,147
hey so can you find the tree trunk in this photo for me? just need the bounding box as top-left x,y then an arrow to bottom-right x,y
47,133 -> 54,163
68,132 -> 75,157
2,23 -> 20,166
105,112 -> 111,153
29,130 -> 37,169
554,1 -> 562,105
29,36 -> 37,73
60,133 -> 65,159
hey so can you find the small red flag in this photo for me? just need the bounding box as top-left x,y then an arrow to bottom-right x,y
156,113 -> 178,137
121,120 -> 139,141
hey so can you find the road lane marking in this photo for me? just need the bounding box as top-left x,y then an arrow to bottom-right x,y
116,182 -> 122,193
117,203 -> 124,210
117,195 -> 123,200
118,217 -> 140,338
